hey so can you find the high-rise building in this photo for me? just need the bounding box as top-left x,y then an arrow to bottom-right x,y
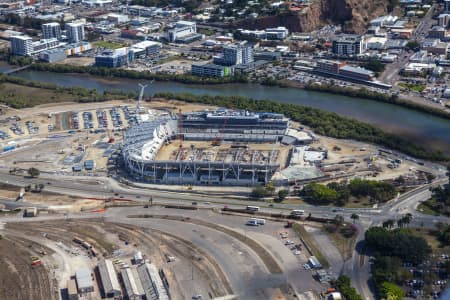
214,41 -> 254,66
42,22 -> 61,40
332,34 -> 365,57
10,35 -> 33,56
65,22 -> 85,43
445,0 -> 450,13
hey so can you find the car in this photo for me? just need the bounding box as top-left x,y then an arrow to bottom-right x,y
192,202 -> 198,205
192,295 -> 203,300
293,250 -> 301,255
285,240 -> 294,246
203,202 -> 211,205
303,264 -> 311,270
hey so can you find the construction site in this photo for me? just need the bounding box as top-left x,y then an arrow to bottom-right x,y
121,106 -> 298,185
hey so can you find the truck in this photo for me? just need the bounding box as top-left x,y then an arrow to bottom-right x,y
290,210 -> 305,216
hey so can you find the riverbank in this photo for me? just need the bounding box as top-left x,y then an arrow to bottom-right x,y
0,74 -> 132,108
303,83 -> 450,120
9,69 -> 450,154
29,63 -> 249,85
24,62 -> 450,120
154,92 -> 449,162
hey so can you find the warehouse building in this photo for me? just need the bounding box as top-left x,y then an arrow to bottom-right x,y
40,48 -> 67,62
98,259 -> 122,298
75,268 -> 94,294
166,20 -> 198,42
137,263 -> 169,300
121,267 -> 144,300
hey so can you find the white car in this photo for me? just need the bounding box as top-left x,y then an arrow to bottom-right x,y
285,240 -> 294,246
293,250 -> 301,255
303,264 -> 311,270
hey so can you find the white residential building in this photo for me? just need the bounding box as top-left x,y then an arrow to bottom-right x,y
66,22 -> 85,43
42,22 -> 61,40
10,36 -> 33,56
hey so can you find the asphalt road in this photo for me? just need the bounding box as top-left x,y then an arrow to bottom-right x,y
0,170 -> 449,300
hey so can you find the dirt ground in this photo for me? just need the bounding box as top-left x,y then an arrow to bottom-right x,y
56,57 -> 95,66
4,219 -> 231,300
0,235 -> 56,300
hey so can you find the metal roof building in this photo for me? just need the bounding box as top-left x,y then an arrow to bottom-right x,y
137,263 -> 169,300
75,268 -> 94,293
98,259 -> 122,297
121,267 -> 144,300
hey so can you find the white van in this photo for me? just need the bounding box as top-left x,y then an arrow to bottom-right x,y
250,218 -> 266,225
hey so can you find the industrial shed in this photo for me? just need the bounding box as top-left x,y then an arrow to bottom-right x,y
137,263 -> 169,300
121,267 -> 144,300
98,259 -> 121,297
75,268 -> 94,293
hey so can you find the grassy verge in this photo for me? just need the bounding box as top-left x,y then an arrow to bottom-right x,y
417,198 -> 448,216
94,41 -> 126,49
398,82 -> 426,93
292,223 -> 330,268
325,224 -> 358,260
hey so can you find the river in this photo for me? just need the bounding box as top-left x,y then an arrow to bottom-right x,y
11,70 -> 450,152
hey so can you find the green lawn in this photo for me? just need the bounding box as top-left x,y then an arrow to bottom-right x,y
417,198 -> 448,216
94,41 -> 125,50
398,82 -> 426,93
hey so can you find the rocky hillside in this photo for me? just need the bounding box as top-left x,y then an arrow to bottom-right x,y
236,0 -> 388,34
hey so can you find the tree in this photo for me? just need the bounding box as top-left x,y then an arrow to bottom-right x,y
405,40 -> 420,52
250,186 -> 269,199
351,213 -> 359,223
382,219 -> 395,229
334,215 -> 344,227
27,167 -> 40,178
334,275 -> 364,300
401,213 -> 412,227
380,282 -> 405,300
365,227 -> 431,263
277,189 -> 288,201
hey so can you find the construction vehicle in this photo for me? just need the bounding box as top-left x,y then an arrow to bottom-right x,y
31,260 -> 42,266
211,115 -> 229,146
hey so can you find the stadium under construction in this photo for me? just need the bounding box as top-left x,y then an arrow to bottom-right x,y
121,108 -> 309,185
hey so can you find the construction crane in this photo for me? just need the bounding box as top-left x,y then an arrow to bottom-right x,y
137,83 -> 147,112
211,115 -> 229,146
178,109 -> 185,160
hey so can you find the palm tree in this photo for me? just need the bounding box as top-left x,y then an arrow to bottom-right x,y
351,213 -> 359,223
402,213 -> 412,227
397,219 -> 404,228
383,219 -> 395,230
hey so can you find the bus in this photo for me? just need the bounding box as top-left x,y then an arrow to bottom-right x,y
290,210 -> 305,216
250,218 -> 266,225
246,206 -> 260,212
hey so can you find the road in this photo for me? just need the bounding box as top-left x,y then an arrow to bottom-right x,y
0,170 -> 448,300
